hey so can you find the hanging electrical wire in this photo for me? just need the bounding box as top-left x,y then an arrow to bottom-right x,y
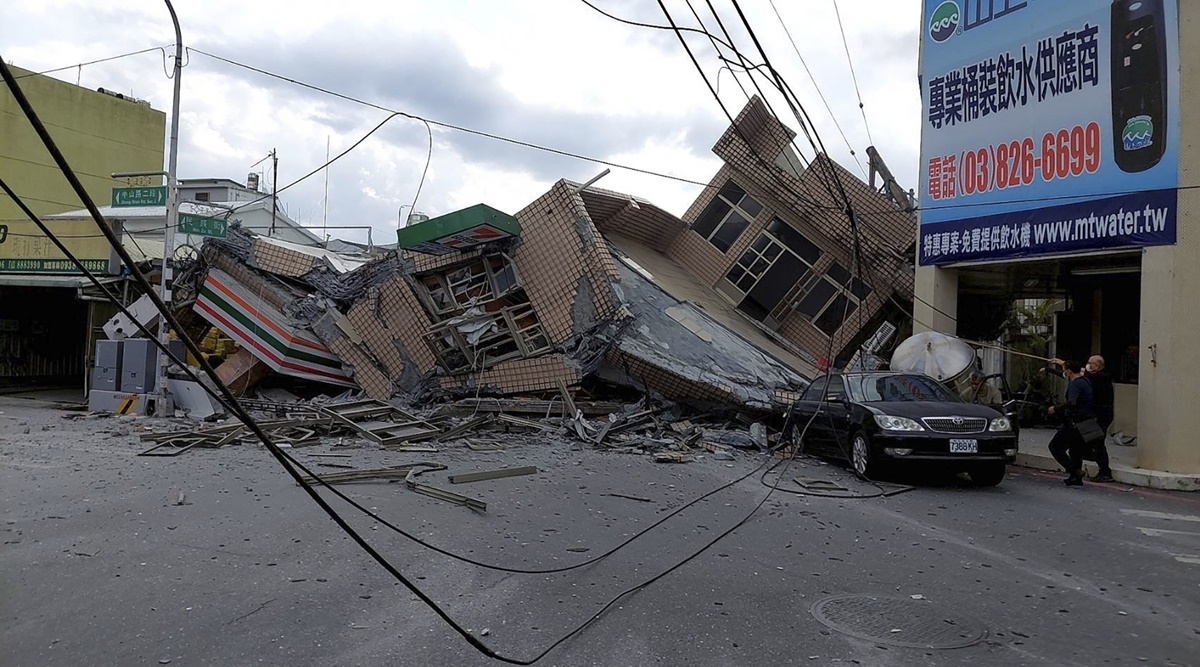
766,0 -> 867,179
829,0 -> 876,147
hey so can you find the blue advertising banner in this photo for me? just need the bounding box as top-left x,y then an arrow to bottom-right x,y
918,0 -> 1179,265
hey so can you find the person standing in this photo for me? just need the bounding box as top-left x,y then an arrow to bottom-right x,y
1086,355 -> 1115,482
1047,360 -> 1095,487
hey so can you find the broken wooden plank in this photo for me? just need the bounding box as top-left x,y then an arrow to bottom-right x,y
448,466 -> 538,484
434,415 -> 492,442
452,398 -> 624,416
495,413 -> 551,431
556,379 -> 578,419
381,445 -> 439,453
654,452 -> 692,464
404,464 -> 486,511
298,465 -> 430,485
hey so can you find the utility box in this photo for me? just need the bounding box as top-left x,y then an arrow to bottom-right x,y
91,366 -> 119,392
92,339 -> 123,391
120,338 -> 159,393
103,294 -> 160,340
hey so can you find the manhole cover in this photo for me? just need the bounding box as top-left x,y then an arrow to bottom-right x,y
810,595 -> 987,649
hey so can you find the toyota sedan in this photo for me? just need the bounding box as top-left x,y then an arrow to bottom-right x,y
790,372 -> 1019,486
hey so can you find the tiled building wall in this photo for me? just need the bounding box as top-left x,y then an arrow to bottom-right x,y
383,180 -> 623,396
595,201 -> 686,253
663,97 -> 915,364
506,180 -> 622,344
438,354 -> 580,395
377,276 -> 437,373
251,239 -> 319,277
606,348 -> 741,407
346,289 -> 409,379
326,336 -> 394,400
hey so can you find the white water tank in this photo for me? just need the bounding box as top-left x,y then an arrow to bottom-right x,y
889,331 -> 977,391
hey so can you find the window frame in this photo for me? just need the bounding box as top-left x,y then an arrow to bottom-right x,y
793,262 -> 874,337
690,180 -> 763,253
718,218 -> 822,314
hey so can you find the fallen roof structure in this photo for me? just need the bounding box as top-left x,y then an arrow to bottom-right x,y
179,99 -> 918,411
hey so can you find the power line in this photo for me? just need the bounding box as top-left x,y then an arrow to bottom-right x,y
186,47 -> 718,191
765,0 -> 866,179
403,119 -> 433,227
577,0 -> 737,51
829,0 -> 875,147
12,46 -> 172,80
2,54 -> 831,666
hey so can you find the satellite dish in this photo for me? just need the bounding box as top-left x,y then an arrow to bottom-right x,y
890,331 -> 976,386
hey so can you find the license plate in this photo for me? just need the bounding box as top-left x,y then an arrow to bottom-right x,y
950,439 -> 978,453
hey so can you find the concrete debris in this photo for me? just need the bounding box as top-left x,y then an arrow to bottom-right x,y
176,180 -> 816,415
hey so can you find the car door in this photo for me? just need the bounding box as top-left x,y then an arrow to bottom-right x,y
818,376 -> 854,461
793,379 -> 831,453
799,375 -> 848,458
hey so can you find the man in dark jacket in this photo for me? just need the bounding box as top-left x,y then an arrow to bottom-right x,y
1086,355 -> 1115,482
1048,360 -> 1095,486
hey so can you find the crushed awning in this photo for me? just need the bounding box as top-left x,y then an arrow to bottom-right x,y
194,268 -> 356,387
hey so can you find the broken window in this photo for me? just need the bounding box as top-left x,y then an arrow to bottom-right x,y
793,262 -> 874,336
415,253 -> 522,316
719,218 -> 821,322
691,180 -> 762,253
422,305 -> 552,373
415,253 -> 552,373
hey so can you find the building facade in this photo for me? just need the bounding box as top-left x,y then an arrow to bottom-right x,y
914,0 -> 1199,473
0,65 -> 165,388
0,65 -> 165,221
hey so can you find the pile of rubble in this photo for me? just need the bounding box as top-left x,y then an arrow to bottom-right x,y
168,184 -> 809,418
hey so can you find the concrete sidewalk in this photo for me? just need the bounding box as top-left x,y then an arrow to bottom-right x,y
1015,428 -> 1200,491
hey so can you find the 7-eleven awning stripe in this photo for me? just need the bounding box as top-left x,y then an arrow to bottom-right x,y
195,269 -> 357,387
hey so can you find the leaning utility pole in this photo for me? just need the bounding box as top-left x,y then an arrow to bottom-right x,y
156,0 -> 184,417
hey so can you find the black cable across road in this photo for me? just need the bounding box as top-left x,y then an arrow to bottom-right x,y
1,51 -> 839,664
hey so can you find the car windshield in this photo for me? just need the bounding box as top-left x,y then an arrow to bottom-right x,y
845,374 -> 961,403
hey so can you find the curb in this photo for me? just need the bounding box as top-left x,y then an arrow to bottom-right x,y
1015,452 -> 1200,492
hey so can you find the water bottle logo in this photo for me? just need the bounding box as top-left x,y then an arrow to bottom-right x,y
1122,115 -> 1155,151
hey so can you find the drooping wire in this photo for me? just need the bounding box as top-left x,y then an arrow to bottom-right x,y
685,0 -> 750,101
829,0 -> 875,147
2,53 -> 839,665
766,0 -> 867,179
403,119 -> 433,228
12,46 -> 172,79
187,47 -> 717,191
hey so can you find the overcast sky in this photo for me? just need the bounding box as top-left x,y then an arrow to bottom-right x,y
2,0 -> 922,245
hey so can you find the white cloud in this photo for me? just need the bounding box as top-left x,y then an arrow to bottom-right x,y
1,0 -> 923,244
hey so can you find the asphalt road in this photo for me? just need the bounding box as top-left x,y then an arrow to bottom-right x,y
2,397 -> 1198,667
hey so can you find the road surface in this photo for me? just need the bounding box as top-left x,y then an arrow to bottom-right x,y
2,397 -> 1197,666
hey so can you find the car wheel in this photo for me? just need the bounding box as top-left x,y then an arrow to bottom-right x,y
851,432 -> 877,480
969,463 -> 1006,487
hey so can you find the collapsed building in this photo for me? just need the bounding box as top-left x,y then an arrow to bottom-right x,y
179,98 -> 916,414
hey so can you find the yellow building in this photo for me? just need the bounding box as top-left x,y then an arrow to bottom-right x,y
0,65 -> 165,388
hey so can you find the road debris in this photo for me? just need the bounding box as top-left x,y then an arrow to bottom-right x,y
448,466 -> 538,485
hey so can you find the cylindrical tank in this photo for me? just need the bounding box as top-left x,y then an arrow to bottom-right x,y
889,331 -> 977,393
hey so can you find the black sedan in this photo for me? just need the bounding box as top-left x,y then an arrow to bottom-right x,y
790,372 -> 1019,486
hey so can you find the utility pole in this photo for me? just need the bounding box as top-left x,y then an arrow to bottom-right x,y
156,0 -> 183,417
269,148 -> 278,237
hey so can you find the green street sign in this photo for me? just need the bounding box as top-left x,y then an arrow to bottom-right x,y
178,212 -> 228,238
111,186 -> 166,208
